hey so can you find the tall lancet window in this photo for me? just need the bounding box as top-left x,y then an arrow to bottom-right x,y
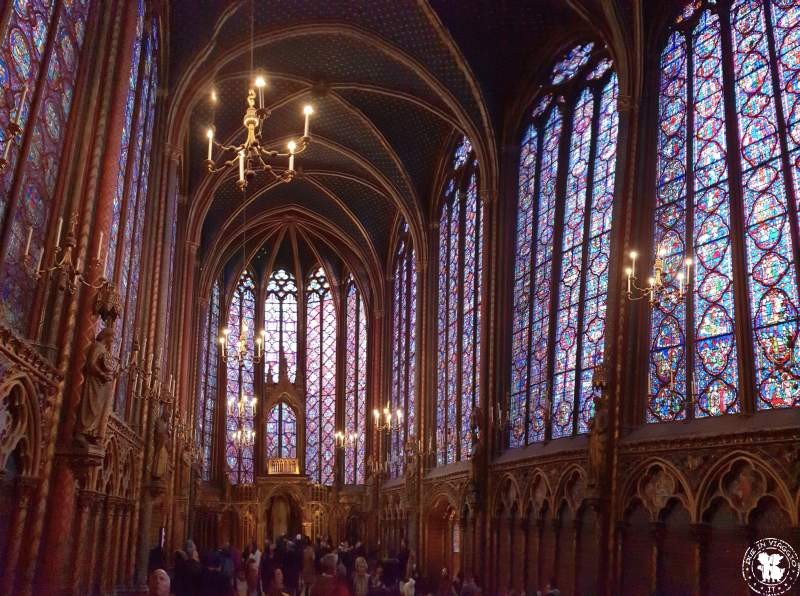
265,402 -> 297,459
344,276 -> 367,485
113,15 -> 159,411
305,267 -> 337,485
390,222 -> 416,477
197,280 -> 221,480
649,0 -> 800,421
436,137 -> 483,465
264,268 -> 298,383
510,43 -> 619,446
225,270 -> 256,484
0,0 -> 91,333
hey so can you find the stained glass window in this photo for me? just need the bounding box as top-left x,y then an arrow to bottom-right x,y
510,43 -> 619,446
344,276 -> 367,485
306,267 -> 337,485
649,0 -> 800,420
264,269 -> 298,383
113,17 -> 159,413
265,402 -> 297,459
197,280 -> 221,481
436,137 -> 483,465
389,222 -> 416,478
0,0 -> 91,333
226,270 -> 256,484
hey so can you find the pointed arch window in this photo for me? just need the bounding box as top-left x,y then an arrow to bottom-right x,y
225,270 -> 256,484
264,268 -> 298,383
436,137 -> 483,465
648,0 -> 800,420
509,43 -> 619,446
305,267 -> 336,485
0,0 -> 92,333
197,279 -> 221,480
390,222 -> 416,477
344,276 -> 367,485
265,401 -> 297,459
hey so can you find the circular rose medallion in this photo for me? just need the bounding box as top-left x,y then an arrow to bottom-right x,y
742,537 -> 799,595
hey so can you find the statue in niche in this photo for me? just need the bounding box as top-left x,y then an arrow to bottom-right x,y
152,406 -> 171,479
74,325 -> 118,447
469,406 -> 485,507
587,363 -> 609,489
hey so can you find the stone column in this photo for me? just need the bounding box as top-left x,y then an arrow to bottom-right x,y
86,497 -> 104,594
689,523 -> 709,595
0,478 -> 37,595
69,490 -> 94,594
512,514 -> 526,593
649,521 -> 665,595
99,497 -> 117,592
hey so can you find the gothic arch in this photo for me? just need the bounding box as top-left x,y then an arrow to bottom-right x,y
553,464 -> 587,515
0,371 -> 42,478
696,452 -> 796,526
619,458 -> 693,522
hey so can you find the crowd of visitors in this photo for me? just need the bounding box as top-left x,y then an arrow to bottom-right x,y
145,536 -> 494,596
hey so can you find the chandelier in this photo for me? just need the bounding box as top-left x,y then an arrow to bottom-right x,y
625,249 -> 692,306
373,406 -> 403,433
227,387 -> 257,449
334,430 -> 360,449
202,0 -> 314,189
219,321 -> 267,365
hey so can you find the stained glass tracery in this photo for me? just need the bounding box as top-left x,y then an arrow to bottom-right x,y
510,44 -> 619,446
265,401 -> 297,459
0,0 -> 91,333
197,280 -> 221,481
436,137 -> 483,465
306,267 -> 337,485
264,268 -> 298,383
344,277 -> 367,485
390,225 -> 416,478
649,0 -> 800,420
226,271 -> 256,484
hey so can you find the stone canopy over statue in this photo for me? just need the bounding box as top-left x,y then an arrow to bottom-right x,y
152,406 -> 171,480
74,325 -> 118,447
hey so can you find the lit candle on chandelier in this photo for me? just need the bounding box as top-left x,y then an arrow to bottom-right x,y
303,104 -> 313,137
287,140 -> 296,172
14,84 -> 28,126
625,267 -> 632,294
206,127 -> 214,161
685,257 -> 692,287
677,271 -> 684,296
255,75 -> 266,109
55,217 -> 63,248
24,225 -> 32,257
238,149 -> 245,183
373,409 -> 380,426
96,231 -> 103,261
103,245 -> 109,277
630,250 -> 638,279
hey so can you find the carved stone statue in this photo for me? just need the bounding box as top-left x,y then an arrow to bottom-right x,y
74,325 -> 118,446
587,365 -> 609,489
152,407 -> 171,479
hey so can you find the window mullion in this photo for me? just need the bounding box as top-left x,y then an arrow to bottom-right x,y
683,28 -> 697,421
544,102 -> 575,441
717,5 -> 758,414
571,84 -> 603,436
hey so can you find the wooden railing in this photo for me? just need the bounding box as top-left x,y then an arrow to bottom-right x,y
267,458 -> 300,475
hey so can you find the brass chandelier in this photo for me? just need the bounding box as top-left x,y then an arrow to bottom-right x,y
202,0 -> 314,189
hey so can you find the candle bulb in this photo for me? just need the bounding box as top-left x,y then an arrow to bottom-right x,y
238,149 -> 245,182
103,247 -> 109,277
14,85 -> 28,125
206,128 -> 214,161
287,140 -> 296,172
35,248 -> 43,273
255,76 -> 266,109
303,104 -> 313,137
625,267 -> 632,294
630,251 -> 638,279
55,217 -> 63,248
96,231 -> 103,260
23,225 -> 32,257
2,139 -> 11,160
685,257 -> 692,287
677,272 -> 684,296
